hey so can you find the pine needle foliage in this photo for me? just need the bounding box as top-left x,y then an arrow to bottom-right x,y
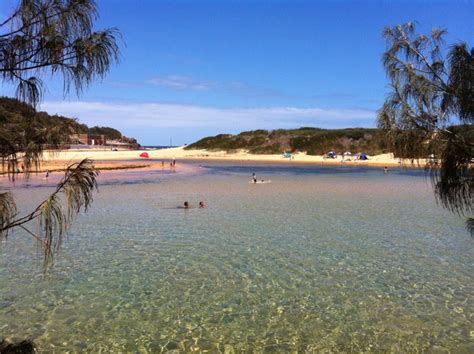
378,22 -> 473,233
0,192 -> 17,239
0,0 -> 120,176
1,159 -> 99,264
0,0 -> 120,107
0,1 -> 119,264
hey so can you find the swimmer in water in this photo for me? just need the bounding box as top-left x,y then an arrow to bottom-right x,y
383,166 -> 389,174
183,201 -> 190,208
199,201 -> 205,208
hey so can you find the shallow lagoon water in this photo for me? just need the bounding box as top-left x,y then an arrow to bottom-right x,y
1,163 -> 473,352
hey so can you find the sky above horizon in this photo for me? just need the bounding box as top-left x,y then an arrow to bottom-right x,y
1,0 -> 473,146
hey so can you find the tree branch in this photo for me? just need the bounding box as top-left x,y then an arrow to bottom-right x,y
2,159 -> 99,233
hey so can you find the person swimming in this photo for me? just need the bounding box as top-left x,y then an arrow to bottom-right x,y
383,166 -> 390,174
199,201 -> 205,208
183,201 -> 190,208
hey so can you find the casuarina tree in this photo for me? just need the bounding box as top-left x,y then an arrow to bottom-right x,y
0,0 -> 120,265
378,22 -> 473,233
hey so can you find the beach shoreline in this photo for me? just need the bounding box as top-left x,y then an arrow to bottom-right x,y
50,147 -> 425,167
1,147 -> 428,176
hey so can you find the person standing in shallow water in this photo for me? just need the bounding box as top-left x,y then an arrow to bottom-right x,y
252,173 -> 257,183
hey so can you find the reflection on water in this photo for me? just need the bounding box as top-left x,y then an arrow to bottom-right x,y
0,164 -> 472,352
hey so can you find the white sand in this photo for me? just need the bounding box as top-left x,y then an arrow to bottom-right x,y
43,147 -> 425,168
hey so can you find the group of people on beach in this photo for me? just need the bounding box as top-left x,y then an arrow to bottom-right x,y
161,158 -> 176,168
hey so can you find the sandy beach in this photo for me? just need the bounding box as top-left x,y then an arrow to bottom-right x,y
0,147 -> 426,177
36,147 -> 425,171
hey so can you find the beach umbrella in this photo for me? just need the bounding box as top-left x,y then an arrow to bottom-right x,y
139,152 -> 149,158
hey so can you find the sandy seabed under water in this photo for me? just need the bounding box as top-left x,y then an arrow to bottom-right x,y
0,162 -> 472,352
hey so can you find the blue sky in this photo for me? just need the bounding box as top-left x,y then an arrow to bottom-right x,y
1,0 -> 473,145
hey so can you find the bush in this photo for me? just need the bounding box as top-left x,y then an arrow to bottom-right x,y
186,127 -> 396,155
249,143 -> 282,154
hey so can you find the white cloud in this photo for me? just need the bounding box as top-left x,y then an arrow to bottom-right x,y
40,101 -> 376,131
145,74 -> 284,98
146,75 -> 215,91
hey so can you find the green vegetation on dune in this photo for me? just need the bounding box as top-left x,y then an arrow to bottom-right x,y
186,127 -> 387,155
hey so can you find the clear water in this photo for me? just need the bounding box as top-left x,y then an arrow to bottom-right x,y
1,163 -> 472,352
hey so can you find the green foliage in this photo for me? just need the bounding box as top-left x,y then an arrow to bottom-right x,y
1,159 -> 99,266
0,97 -> 130,151
447,43 -> 474,123
0,1 -> 121,265
186,134 -> 233,150
0,192 -> 16,239
0,0 -> 120,107
249,143 -> 282,154
88,126 -> 122,140
430,125 -> 473,216
186,127 -> 385,155
378,22 -> 473,233
0,97 -> 74,175
239,129 -> 268,136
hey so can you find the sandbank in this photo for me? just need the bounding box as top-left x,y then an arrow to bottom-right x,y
1,147 -> 427,177
39,147 -> 426,169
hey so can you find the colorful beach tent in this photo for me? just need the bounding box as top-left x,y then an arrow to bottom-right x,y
359,153 -> 368,160
139,152 -> 149,158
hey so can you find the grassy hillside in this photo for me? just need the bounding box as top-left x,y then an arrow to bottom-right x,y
186,127 -> 388,155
